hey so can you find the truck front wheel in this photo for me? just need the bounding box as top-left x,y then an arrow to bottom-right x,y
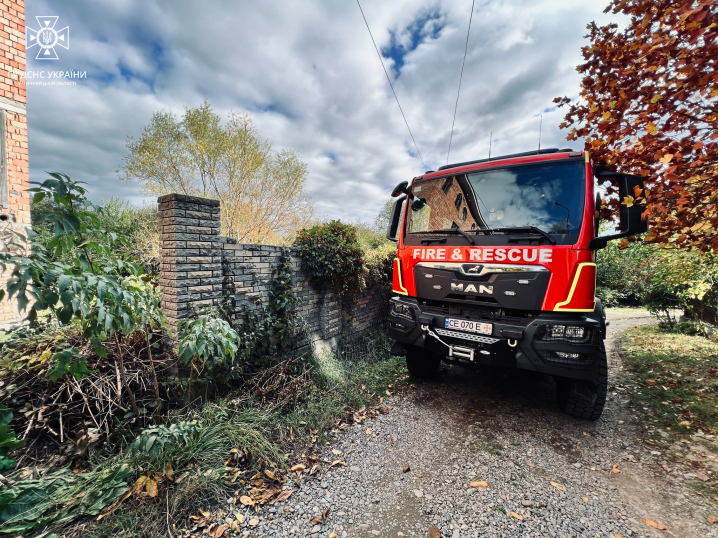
406,346 -> 441,379
555,343 -> 608,421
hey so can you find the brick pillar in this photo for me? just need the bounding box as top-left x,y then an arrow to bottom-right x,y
0,0 -> 28,326
158,194 -> 222,335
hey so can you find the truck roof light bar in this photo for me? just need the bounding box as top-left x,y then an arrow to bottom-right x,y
437,148 -> 575,172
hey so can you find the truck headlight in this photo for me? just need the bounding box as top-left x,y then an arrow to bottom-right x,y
390,302 -> 414,320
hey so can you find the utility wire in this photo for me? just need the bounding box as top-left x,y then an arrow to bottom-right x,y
446,0 -> 476,166
356,0 -> 427,171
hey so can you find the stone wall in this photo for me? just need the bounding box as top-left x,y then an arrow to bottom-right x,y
0,0 -> 27,326
158,193 -> 388,356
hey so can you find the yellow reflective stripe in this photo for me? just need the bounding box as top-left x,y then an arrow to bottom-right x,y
553,262 -> 596,312
393,258 -> 408,295
585,150 -> 589,163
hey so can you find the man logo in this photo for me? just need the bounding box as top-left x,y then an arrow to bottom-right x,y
27,16 -> 69,60
450,283 -> 493,295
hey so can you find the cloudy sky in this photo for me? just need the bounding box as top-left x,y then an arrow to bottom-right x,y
26,0 -> 614,223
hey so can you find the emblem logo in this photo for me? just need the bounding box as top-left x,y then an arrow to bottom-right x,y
450,283 -> 493,295
27,16 -> 69,60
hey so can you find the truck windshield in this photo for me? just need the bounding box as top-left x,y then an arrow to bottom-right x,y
408,160 -> 585,235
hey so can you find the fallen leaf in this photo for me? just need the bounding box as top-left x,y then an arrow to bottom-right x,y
403,465 -> 411,473
165,464 -> 174,481
612,533 -> 624,538
618,420 -> 625,425
550,481 -> 567,492
643,518 -> 666,530
694,472 -> 710,482
199,510 -> 211,518
310,516 -> 323,525
386,390 -> 392,396
645,379 -> 656,386
329,532 -> 338,538
470,481 -> 488,488
248,518 -> 259,527
146,478 -> 158,497
582,497 -> 589,503
236,514 -> 245,524
290,464 -> 306,472
659,153 -> 673,163
322,508 -> 331,519
427,524 -> 442,538
272,489 -> 294,504
240,495 -> 255,506
366,428 -> 372,435
415,473 -> 423,478
212,524 -> 229,537
679,420 -> 691,427
329,460 -> 346,468
97,475 -> 150,520
708,516 -> 718,524
264,469 -> 277,481
175,471 -> 189,484
612,465 -> 621,474
510,511 -> 524,520
332,449 -> 341,456
230,520 -> 241,533
661,464 -> 672,473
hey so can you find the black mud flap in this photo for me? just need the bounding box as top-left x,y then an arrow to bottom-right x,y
390,341 -> 409,356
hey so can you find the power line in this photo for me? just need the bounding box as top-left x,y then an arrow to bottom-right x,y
446,0 -> 476,166
355,0 -> 427,171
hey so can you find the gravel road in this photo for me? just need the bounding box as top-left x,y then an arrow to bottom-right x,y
215,310 -> 718,538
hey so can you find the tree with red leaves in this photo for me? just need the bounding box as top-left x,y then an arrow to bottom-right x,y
556,0 -> 718,250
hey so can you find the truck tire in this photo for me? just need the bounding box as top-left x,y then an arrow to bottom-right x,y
406,346 -> 441,379
555,343 -> 608,421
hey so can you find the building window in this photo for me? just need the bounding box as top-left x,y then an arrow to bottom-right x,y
470,223 -> 476,230
461,207 -> 467,221
441,177 -> 453,194
454,193 -> 463,210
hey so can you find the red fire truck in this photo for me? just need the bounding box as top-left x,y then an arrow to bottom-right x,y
385,149 -> 647,420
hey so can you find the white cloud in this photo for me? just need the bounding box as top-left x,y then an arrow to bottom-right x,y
26,0 -> 614,223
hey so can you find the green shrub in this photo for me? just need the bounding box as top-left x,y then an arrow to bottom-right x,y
0,405 -> 23,471
364,245 -> 394,292
178,310 -> 241,395
294,221 -> 365,304
595,286 -> 631,308
130,420 -> 199,457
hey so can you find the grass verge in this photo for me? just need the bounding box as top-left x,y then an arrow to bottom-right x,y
622,325 -> 718,434
622,324 -> 718,501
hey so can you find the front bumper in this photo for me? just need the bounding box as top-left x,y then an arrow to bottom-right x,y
387,297 -> 604,380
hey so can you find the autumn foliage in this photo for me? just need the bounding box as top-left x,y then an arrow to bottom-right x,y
556,0 -> 718,250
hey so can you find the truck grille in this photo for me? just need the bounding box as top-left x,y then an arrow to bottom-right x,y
424,303 -> 528,325
435,328 -> 500,345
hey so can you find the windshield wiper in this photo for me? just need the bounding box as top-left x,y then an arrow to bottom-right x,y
419,228 -> 475,245
490,226 -> 556,245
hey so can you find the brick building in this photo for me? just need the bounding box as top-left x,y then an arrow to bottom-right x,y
0,0 -> 28,325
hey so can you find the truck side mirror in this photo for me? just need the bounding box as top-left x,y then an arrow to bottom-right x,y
391,181 -> 409,197
386,195 -> 406,242
588,169 -> 648,250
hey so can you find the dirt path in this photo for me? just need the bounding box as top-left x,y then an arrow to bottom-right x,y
231,310 -> 718,538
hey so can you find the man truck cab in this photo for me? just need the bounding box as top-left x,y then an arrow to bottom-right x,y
386,149 -> 647,420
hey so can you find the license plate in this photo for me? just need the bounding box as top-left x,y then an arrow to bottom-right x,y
444,318 -> 492,335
